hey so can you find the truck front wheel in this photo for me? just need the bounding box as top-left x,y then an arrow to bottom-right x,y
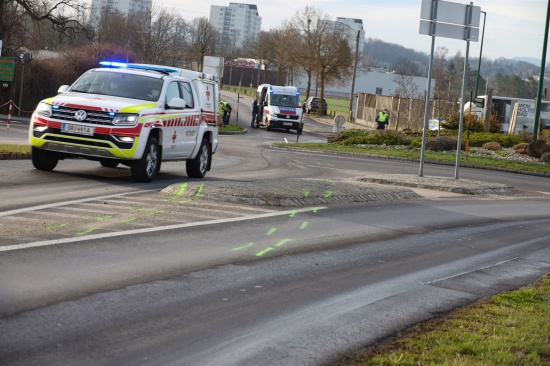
186,138 -> 210,178
31,147 -> 59,171
131,137 -> 159,182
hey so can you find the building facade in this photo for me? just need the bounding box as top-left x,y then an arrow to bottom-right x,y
90,0 -> 151,26
209,3 -> 262,50
333,17 -> 365,57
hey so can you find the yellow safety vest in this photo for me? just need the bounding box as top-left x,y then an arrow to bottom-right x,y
378,112 -> 388,122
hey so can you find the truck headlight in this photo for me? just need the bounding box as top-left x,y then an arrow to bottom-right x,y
112,114 -> 139,126
36,102 -> 52,118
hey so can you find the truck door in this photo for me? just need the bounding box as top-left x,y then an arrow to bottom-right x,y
257,86 -> 269,124
163,81 -> 200,159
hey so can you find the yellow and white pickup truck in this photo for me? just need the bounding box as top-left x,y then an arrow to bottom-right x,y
29,61 -> 219,182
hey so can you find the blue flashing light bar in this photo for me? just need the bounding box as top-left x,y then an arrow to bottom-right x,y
269,85 -> 273,94
296,90 -> 300,96
99,61 -> 179,74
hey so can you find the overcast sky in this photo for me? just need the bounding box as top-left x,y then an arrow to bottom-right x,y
152,0 -> 549,62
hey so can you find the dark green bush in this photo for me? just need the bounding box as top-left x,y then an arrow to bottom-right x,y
341,130 -> 412,146
465,132 -> 524,148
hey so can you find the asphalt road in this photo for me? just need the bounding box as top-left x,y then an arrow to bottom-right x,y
0,94 -> 549,365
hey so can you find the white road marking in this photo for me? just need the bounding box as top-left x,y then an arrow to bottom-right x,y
0,190 -> 153,217
0,207 -> 326,253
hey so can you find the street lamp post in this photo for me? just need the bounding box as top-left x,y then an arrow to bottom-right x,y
337,22 -> 361,123
349,30 -> 360,122
474,11 -> 486,97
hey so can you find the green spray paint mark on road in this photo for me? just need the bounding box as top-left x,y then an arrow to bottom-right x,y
324,190 -> 333,198
179,199 -> 194,204
130,208 -> 150,213
165,183 -> 188,201
256,247 -> 274,257
313,207 -> 320,213
45,223 -> 68,231
266,228 -> 277,236
231,243 -> 255,251
275,239 -> 292,247
96,215 -> 113,221
300,222 -> 309,229
121,218 -> 137,223
289,210 -> 298,218
75,227 -> 99,236
146,210 -> 164,217
303,189 -> 310,197
327,179 -> 336,184
195,183 -> 205,198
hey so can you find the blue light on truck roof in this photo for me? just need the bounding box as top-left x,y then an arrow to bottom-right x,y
99,61 -> 179,74
269,85 -> 273,94
99,61 -> 128,68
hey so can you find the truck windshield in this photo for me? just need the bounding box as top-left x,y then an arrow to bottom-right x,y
70,70 -> 163,102
270,94 -> 300,108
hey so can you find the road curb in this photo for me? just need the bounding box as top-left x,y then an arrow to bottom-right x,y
0,152 -> 30,160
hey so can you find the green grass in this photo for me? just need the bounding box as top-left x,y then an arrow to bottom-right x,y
219,123 -> 245,133
342,275 -> 550,366
0,144 -> 31,154
275,143 -> 550,174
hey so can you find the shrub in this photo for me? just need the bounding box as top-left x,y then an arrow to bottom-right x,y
442,110 -> 484,132
541,129 -> 550,142
482,142 -> 501,151
517,130 -> 535,143
341,130 -> 412,146
466,132 -> 524,148
512,143 -> 530,155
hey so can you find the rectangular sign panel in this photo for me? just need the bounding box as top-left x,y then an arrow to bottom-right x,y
0,57 -> 15,82
420,0 -> 480,27
419,19 -> 479,41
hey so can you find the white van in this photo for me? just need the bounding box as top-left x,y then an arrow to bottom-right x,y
255,84 -> 303,134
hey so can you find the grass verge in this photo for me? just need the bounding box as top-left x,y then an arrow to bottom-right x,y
339,274 -> 550,365
219,123 -> 246,133
275,143 -> 550,174
0,144 -> 31,154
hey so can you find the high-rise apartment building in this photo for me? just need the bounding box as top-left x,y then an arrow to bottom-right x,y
209,3 -> 262,50
90,0 -> 152,26
333,17 -> 365,56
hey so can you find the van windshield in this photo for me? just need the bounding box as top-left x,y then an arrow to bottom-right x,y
270,94 -> 300,108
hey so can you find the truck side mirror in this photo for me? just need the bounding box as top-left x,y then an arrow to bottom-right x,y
58,85 -> 69,94
167,97 -> 186,109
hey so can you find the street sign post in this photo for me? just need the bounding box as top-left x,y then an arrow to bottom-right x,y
418,0 -> 480,179
0,57 -> 15,82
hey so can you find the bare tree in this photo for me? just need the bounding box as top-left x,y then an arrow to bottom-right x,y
187,17 -> 218,71
250,30 -> 276,84
393,74 -> 422,99
0,0 -> 90,49
285,6 -> 325,100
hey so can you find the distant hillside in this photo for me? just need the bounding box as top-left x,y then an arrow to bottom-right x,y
364,38 -> 541,79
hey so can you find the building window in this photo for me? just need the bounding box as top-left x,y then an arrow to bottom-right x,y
375,87 -> 383,95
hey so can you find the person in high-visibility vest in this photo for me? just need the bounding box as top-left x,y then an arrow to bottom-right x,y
220,101 -> 232,125
376,108 -> 389,130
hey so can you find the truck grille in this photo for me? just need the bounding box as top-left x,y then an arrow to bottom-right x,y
52,106 -> 115,125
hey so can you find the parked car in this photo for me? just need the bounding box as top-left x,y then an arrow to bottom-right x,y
304,97 -> 328,115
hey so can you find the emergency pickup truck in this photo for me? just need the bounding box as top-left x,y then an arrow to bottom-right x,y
29,61 -> 219,182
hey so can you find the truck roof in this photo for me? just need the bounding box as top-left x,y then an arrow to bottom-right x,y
258,84 -> 300,95
98,61 -> 218,82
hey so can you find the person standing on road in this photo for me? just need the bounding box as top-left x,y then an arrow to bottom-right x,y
376,108 -> 389,130
251,98 -> 259,128
220,101 -> 232,126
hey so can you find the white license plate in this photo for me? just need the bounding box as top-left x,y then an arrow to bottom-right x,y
62,123 -> 94,136
283,122 -> 293,126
